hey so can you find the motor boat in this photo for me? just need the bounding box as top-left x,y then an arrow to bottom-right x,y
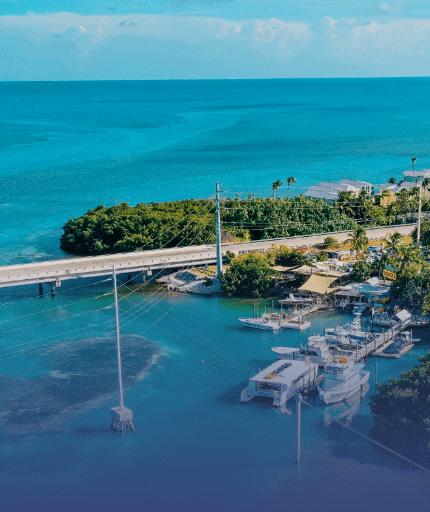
317,356 -> 370,405
271,335 -> 333,367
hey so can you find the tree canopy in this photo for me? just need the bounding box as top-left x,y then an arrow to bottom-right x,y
221,253 -> 274,297
61,196 -> 358,255
370,352 -> 430,451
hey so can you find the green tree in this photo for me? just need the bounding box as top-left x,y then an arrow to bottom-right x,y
221,253 -> 274,297
370,352 -> 430,450
272,179 -> 283,200
322,236 -> 339,249
347,226 -> 369,256
286,176 -> 296,196
351,260 -> 373,282
385,231 -> 403,258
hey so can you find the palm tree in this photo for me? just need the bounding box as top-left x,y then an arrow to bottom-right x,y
388,177 -> 396,184
272,179 -> 283,200
348,226 -> 369,257
385,231 -> 403,258
286,176 -> 296,196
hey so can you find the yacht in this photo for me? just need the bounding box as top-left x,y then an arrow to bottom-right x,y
241,359 -> 318,406
271,335 -> 333,367
317,356 -> 370,405
324,312 -> 371,346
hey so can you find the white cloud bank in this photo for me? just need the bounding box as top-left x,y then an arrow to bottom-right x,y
1,12 -> 430,80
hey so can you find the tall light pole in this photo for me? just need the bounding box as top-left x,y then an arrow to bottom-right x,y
216,183 -> 223,278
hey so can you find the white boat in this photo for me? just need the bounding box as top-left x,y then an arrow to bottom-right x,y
279,293 -> 315,306
317,356 -> 370,405
239,314 -> 283,331
271,335 -> 333,366
241,359 -> 318,406
324,312 -> 371,346
239,312 -> 310,331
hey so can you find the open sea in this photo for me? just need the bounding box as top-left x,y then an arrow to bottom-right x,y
1,78 -> 430,511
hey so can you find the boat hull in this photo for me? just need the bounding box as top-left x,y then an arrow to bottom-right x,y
318,371 -> 370,405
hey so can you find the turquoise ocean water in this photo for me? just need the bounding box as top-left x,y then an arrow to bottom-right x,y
1,79 -> 430,511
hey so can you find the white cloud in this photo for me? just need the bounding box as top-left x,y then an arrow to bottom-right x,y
2,12 -> 430,79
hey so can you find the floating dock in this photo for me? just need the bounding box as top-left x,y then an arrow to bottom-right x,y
334,321 -> 414,362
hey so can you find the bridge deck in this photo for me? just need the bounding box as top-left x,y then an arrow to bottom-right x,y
0,225 -> 414,288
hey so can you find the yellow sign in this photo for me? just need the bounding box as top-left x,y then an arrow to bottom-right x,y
383,269 -> 397,280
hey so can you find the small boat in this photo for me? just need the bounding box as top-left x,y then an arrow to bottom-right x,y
239,311 -> 310,331
241,359 -> 318,406
317,356 -> 370,405
279,293 -> 315,306
271,335 -> 333,367
239,313 -> 283,331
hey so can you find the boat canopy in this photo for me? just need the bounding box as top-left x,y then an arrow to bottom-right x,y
299,274 -> 338,295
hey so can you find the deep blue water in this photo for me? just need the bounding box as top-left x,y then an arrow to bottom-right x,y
1,79 -> 430,511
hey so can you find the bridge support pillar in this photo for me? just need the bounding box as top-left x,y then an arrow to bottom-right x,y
51,284 -> 56,297
38,283 -> 43,296
127,273 -> 132,285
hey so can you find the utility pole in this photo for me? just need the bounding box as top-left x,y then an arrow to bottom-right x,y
110,265 -> 135,432
216,183 -> 223,278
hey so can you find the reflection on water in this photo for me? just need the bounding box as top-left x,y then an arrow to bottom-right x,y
323,383 -> 369,427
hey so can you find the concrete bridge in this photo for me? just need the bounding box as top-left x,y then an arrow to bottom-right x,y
0,224 -> 415,290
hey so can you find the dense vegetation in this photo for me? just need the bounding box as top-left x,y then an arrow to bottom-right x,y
220,253 -> 274,297
370,352 -> 430,451
60,200 -> 216,255
61,196 -> 358,255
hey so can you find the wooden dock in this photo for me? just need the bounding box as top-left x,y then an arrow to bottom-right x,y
334,321 -> 411,362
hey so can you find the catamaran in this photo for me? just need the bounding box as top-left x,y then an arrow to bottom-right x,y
241,359 -> 318,406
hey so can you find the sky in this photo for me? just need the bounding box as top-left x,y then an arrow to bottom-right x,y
1,1 -> 430,80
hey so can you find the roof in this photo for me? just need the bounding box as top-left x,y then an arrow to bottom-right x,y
249,359 -> 313,385
403,169 -> 430,178
290,265 -> 316,274
298,274 -> 339,295
338,179 -> 373,189
334,290 -> 365,297
319,270 -> 348,277
272,266 -> 294,272
395,309 -> 411,323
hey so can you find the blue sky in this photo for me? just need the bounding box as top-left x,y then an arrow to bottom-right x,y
1,1 -> 430,80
